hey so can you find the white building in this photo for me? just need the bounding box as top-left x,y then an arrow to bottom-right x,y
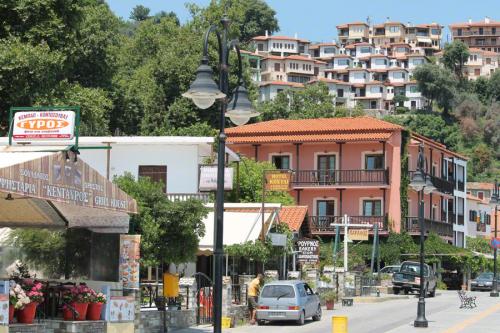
466,194 -> 492,240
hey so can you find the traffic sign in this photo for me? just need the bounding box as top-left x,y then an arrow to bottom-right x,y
490,238 -> 500,249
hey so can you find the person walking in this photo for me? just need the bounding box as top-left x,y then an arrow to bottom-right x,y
248,273 -> 264,325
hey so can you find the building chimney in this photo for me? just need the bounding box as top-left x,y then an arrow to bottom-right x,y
485,17 -> 491,24
265,30 -> 268,37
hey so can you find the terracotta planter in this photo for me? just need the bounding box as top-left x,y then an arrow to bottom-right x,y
17,302 -> 37,324
63,302 -> 89,321
326,300 -> 334,310
86,302 -> 103,320
9,306 -> 14,323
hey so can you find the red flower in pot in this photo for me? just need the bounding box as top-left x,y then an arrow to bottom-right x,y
62,285 -> 93,321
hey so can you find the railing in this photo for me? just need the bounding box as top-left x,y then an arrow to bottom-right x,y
454,30 -> 499,37
309,215 -> 386,233
140,282 -> 191,309
404,216 -> 453,238
408,171 -> 454,195
292,169 -> 389,187
457,180 -> 465,192
166,193 -> 211,203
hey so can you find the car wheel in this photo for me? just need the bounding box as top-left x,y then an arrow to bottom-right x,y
257,320 -> 265,326
296,311 -> 305,326
393,288 -> 400,295
312,305 -> 322,321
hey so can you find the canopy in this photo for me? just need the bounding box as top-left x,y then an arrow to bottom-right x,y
198,211 -> 272,254
0,147 -> 137,233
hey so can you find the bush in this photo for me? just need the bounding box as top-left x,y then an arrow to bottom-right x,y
319,289 -> 337,302
436,280 -> 447,290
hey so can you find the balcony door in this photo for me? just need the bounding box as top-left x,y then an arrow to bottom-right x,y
271,155 -> 290,170
317,155 -> 336,184
362,199 -> 382,216
317,200 -> 336,227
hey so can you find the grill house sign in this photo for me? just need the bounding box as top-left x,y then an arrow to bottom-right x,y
0,151 -> 137,214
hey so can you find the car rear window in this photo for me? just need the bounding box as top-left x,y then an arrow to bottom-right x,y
400,263 -> 428,275
261,285 -> 295,298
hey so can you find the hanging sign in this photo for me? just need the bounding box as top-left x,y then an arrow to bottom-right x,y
265,170 -> 291,192
199,166 -> 233,191
119,235 -> 141,289
348,229 -> 369,241
490,237 -> 500,250
12,110 -> 76,141
296,239 -> 320,264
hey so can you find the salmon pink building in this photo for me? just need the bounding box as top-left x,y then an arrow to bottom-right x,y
226,117 -> 469,247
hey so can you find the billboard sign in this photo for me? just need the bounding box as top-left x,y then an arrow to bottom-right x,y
12,110 -> 76,141
199,166 -> 234,191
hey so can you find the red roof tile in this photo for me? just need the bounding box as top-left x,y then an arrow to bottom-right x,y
252,35 -> 310,43
468,182 -> 495,191
226,117 -> 402,144
279,206 -> 308,231
259,81 -> 304,88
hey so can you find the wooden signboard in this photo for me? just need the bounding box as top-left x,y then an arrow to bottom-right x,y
0,151 -> 137,213
265,170 -> 291,192
348,229 -> 369,241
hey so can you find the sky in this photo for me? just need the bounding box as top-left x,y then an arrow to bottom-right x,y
106,0 -> 500,43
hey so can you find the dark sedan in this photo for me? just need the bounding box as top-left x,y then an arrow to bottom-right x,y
471,272 -> 500,291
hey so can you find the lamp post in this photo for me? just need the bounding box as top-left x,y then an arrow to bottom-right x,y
409,143 -> 436,328
183,17 -> 259,333
490,180 -> 499,298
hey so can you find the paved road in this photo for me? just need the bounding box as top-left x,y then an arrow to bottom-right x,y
175,290 -> 500,333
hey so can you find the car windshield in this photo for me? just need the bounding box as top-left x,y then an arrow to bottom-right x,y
261,285 -> 295,299
477,273 -> 494,280
400,263 -> 428,275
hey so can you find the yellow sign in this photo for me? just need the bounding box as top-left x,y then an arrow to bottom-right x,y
348,229 -> 369,241
265,171 -> 291,191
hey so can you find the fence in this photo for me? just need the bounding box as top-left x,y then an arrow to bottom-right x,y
140,282 -> 191,310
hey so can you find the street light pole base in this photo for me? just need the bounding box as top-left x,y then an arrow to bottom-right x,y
414,319 -> 429,328
490,291 -> 499,297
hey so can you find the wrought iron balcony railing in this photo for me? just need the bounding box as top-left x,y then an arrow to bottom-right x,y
292,169 -> 389,187
404,216 -> 453,239
408,171 -> 454,195
309,215 -> 387,234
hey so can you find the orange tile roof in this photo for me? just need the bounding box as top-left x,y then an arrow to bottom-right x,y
450,21 -> 500,28
410,133 -> 468,160
259,81 -> 304,88
468,182 -> 495,191
226,117 -> 402,144
309,78 -> 351,85
279,206 -> 308,231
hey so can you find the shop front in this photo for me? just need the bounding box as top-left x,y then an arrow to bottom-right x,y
0,146 -> 138,333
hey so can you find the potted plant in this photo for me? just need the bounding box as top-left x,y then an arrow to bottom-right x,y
17,280 -> 43,324
9,281 -> 30,323
87,290 -> 106,320
320,290 -> 337,310
63,285 -> 93,321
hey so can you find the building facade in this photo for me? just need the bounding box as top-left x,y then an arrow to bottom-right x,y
450,18 -> 500,53
466,194 -> 492,240
226,117 -> 469,247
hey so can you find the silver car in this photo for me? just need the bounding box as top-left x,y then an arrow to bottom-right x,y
256,280 -> 321,325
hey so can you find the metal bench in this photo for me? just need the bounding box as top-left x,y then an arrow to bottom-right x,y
341,298 -> 353,306
457,290 -> 477,309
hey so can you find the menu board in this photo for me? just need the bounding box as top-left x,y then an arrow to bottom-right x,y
119,235 -> 141,289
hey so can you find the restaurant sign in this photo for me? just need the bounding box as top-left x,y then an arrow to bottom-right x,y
264,170 -> 291,192
0,151 -> 137,214
12,110 -> 76,141
119,235 -> 141,289
348,229 -> 369,241
297,239 -> 320,265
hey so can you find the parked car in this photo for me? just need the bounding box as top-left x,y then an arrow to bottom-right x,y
392,261 -> 437,297
471,272 -> 500,291
256,280 -> 321,325
375,265 -> 401,276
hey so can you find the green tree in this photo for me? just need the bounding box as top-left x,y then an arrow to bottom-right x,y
115,173 -> 208,266
442,41 -> 470,80
130,5 -> 150,21
488,71 -> 500,102
229,157 -> 295,205
413,63 -> 457,115
470,143 -> 493,176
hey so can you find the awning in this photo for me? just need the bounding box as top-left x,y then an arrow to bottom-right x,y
416,37 -> 432,44
0,147 -> 137,233
198,211 -> 272,255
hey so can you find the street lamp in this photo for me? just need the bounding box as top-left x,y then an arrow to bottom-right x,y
183,17 -> 259,333
490,180 -> 499,298
409,143 -> 434,328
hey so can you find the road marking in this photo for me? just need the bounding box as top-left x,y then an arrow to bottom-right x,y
440,302 -> 500,333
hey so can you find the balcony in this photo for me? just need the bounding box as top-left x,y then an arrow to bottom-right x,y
309,215 -> 387,234
292,169 -> 389,187
404,217 -> 453,239
409,171 -> 454,195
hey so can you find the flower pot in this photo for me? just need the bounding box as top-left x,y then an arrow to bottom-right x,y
17,302 -> 37,324
326,300 -> 334,310
9,306 -> 14,323
86,302 -> 103,320
63,302 -> 89,321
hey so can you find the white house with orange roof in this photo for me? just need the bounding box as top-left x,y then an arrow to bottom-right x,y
226,116 -> 469,247
466,194 -> 492,239
450,18 -> 500,53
